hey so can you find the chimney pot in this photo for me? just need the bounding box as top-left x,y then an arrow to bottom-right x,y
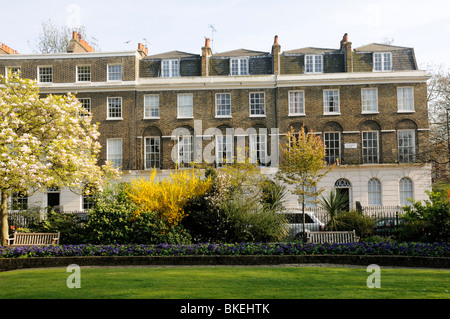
205,38 -> 210,47
72,31 -> 77,40
274,35 -> 279,44
343,33 -> 348,42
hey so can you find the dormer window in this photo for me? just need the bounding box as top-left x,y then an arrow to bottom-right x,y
161,59 -> 179,77
230,58 -> 249,76
305,55 -> 323,74
373,52 -> 392,72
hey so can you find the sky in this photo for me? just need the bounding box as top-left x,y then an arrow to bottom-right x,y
2,0 -> 450,70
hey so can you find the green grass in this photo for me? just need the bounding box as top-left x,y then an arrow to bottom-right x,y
0,266 -> 448,299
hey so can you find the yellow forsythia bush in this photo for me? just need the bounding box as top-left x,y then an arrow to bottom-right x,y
126,169 -> 212,226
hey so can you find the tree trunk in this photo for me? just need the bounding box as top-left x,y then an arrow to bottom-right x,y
1,190 -> 8,246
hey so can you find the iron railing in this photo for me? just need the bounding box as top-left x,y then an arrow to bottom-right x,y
8,207 -> 408,238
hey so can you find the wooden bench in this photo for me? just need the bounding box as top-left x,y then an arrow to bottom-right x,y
7,232 -> 60,246
307,230 -> 358,244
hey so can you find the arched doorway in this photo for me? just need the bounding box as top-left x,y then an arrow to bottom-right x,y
334,178 -> 351,211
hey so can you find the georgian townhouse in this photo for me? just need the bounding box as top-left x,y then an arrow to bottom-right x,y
0,33 -> 431,211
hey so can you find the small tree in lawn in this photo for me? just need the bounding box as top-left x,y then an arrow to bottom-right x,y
276,126 -> 333,241
0,72 -> 120,246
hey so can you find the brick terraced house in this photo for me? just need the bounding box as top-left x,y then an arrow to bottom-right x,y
0,33 -> 431,211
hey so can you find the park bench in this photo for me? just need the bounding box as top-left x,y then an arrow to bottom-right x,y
307,230 -> 359,244
7,232 -> 60,246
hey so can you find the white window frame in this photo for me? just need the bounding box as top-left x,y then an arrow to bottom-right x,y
230,57 -> 249,76
37,66 -> 53,83
144,94 -> 160,119
398,129 -> 416,163
373,52 -> 392,72
215,134 -> 234,166
76,65 -> 91,83
305,55 -> 323,74
361,88 -> 378,113
11,192 -> 28,210
288,91 -> 305,116
177,94 -> 194,118
215,93 -> 232,118
107,97 -> 123,120
177,135 -> 193,165
399,177 -> 414,206
362,131 -> 379,164
5,66 -> 21,77
107,64 -> 122,82
106,138 -> 122,169
78,98 -> 91,115
161,59 -> 180,78
397,87 -> 415,112
368,178 -> 382,206
249,133 -> 268,166
323,89 -> 340,115
144,136 -> 161,170
324,132 -> 340,164
249,92 -> 266,117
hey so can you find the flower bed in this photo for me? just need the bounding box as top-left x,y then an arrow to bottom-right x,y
1,242 -> 449,258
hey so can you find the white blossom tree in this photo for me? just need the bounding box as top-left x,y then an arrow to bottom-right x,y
0,72 -> 120,245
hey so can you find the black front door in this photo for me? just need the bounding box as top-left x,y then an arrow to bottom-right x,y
47,192 -> 60,211
336,188 -> 350,212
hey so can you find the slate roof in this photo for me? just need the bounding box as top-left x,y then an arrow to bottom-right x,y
283,47 -> 340,55
145,50 -> 200,59
354,43 -> 412,52
213,49 -> 270,57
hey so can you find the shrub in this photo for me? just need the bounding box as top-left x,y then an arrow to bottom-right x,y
334,210 -> 375,239
86,183 -> 191,245
125,168 -> 212,226
27,210 -> 88,245
399,191 -> 450,242
182,166 -> 288,243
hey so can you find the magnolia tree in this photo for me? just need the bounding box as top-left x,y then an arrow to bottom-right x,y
0,72 -> 120,245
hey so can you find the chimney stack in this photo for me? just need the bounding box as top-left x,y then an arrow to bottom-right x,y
0,42 -> 19,55
201,37 -> 212,76
340,33 -> 352,72
67,31 -> 94,53
137,43 -> 148,57
272,35 -> 281,75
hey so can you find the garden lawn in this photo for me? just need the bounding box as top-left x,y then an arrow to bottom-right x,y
0,266 -> 448,299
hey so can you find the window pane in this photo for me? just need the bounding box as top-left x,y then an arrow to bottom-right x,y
108,65 -> 122,81
361,88 -> 378,112
398,130 -> 415,163
107,139 -> 122,168
289,91 -> 305,115
78,98 -> 91,115
144,95 -> 159,118
399,177 -> 413,205
178,94 -> 193,118
250,93 -> 265,115
108,97 -> 122,118
178,136 -> 193,165
368,178 -> 382,206
397,87 -> 414,111
216,93 -> 231,116
39,67 -> 53,83
362,131 -> 379,163
323,90 -> 339,113
324,132 -> 340,164
77,65 -> 91,82
145,137 -> 160,169
250,133 -> 268,166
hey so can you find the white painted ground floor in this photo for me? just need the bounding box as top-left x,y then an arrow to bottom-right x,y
11,164 -> 432,213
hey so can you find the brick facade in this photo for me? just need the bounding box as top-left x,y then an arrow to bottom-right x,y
0,33 -> 432,210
